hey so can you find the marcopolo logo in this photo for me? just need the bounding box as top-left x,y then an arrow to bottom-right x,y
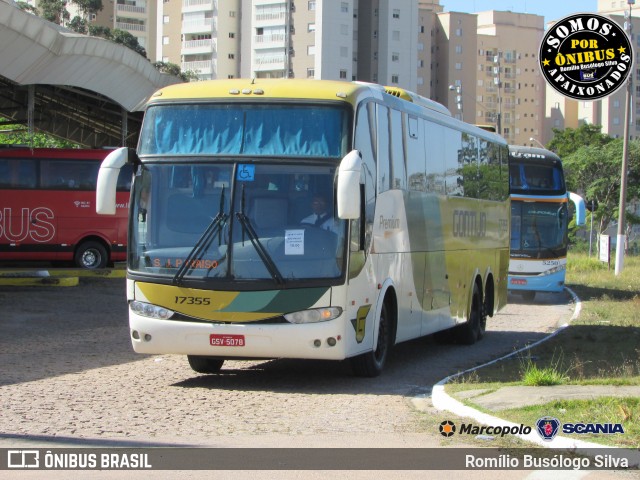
439,420 -> 531,437
439,420 -> 456,437
539,13 -> 633,100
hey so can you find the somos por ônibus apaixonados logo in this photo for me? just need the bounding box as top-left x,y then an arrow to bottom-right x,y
539,13 -> 633,100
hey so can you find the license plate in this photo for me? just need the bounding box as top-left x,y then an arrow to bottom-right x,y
210,334 -> 245,347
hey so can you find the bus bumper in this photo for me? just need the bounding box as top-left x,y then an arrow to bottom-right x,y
129,312 -> 348,360
508,270 -> 565,293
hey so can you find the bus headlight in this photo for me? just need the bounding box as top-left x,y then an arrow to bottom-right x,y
541,264 -> 566,276
130,300 -> 174,320
284,307 -> 342,324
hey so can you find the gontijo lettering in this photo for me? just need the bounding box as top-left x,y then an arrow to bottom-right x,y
453,210 -> 486,238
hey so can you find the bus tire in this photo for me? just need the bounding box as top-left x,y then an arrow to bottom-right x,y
453,283 -> 482,345
187,356 -> 225,374
74,241 -> 108,269
350,303 -> 392,377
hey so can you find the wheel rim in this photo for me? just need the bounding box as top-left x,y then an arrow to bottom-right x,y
81,249 -> 100,268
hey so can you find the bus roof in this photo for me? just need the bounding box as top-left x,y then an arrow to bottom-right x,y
146,78 -> 506,145
149,78 -> 367,105
508,145 -> 562,163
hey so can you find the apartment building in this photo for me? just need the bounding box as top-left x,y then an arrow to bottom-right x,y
475,11 -> 545,146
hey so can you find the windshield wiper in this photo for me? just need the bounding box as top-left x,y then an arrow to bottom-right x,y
234,185 -> 284,285
173,187 -> 228,285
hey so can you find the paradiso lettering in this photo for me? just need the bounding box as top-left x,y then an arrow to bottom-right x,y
0,207 -> 55,242
453,210 -> 486,238
539,14 -> 632,101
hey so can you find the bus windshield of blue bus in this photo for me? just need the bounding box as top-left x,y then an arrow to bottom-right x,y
138,104 -> 349,158
510,201 -> 568,256
129,162 -> 346,284
509,161 -> 565,195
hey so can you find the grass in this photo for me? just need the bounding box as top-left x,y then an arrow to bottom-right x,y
443,253 -> 640,448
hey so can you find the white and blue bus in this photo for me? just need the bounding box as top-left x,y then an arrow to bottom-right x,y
508,146 -> 585,301
97,79 -> 510,377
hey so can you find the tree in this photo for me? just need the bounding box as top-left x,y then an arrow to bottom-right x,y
0,117 -> 78,147
153,62 -> 198,82
562,139 -> 640,235
546,123 -> 612,159
38,0 -> 69,24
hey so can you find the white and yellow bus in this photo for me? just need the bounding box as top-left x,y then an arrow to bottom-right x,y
97,79 -> 510,377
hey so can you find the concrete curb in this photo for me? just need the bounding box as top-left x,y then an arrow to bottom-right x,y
429,287 -> 640,463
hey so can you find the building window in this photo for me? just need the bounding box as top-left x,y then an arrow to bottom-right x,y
455,45 -> 462,54
340,46 -> 348,57
392,52 -> 399,62
163,15 -> 169,24
230,11 -> 235,17
393,9 -> 400,18
307,68 -> 315,78
228,54 -> 235,59
308,23 -> 315,32
229,33 -> 235,38
455,62 -> 462,70
309,1 -> 316,10
341,2 -> 349,13
341,24 -> 348,35
163,36 -> 169,45
391,74 -> 399,83
340,69 -> 347,79
392,30 -> 400,41
228,75 -> 234,79
308,45 -> 316,55
455,28 -> 462,36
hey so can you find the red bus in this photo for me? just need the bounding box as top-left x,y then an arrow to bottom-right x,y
0,147 -> 131,268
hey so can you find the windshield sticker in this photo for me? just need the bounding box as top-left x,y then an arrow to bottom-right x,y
237,164 -> 255,181
285,229 -> 304,255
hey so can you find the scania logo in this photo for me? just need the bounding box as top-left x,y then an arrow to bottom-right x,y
536,416 -> 561,441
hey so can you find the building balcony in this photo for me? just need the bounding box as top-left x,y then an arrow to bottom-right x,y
182,18 -> 216,34
254,34 -> 286,49
116,4 -> 146,16
182,60 -> 215,75
116,22 -> 146,32
254,12 -> 287,27
253,55 -> 285,71
182,0 -> 216,13
182,38 -> 216,55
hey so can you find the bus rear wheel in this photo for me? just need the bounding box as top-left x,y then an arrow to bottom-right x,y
350,303 -> 392,377
187,356 -> 225,374
74,241 -> 108,269
453,283 -> 483,345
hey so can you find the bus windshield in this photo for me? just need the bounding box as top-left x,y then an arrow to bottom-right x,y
138,104 -> 348,158
509,160 -> 565,196
129,162 -> 346,283
510,201 -> 568,257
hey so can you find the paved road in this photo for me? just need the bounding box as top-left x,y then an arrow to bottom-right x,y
3,278 -> 629,479
0,278 -> 573,446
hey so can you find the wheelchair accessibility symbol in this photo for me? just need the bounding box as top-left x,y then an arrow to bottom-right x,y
237,164 -> 255,181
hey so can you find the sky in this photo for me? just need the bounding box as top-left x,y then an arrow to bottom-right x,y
440,0 -> 599,27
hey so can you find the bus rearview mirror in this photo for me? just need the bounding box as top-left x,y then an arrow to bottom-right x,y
97,147 -> 131,215
337,150 -> 362,220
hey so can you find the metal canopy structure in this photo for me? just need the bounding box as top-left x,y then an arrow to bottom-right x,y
0,0 -> 182,147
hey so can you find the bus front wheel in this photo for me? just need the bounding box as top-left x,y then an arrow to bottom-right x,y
350,303 -> 392,377
187,356 -> 225,374
74,241 -> 108,269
